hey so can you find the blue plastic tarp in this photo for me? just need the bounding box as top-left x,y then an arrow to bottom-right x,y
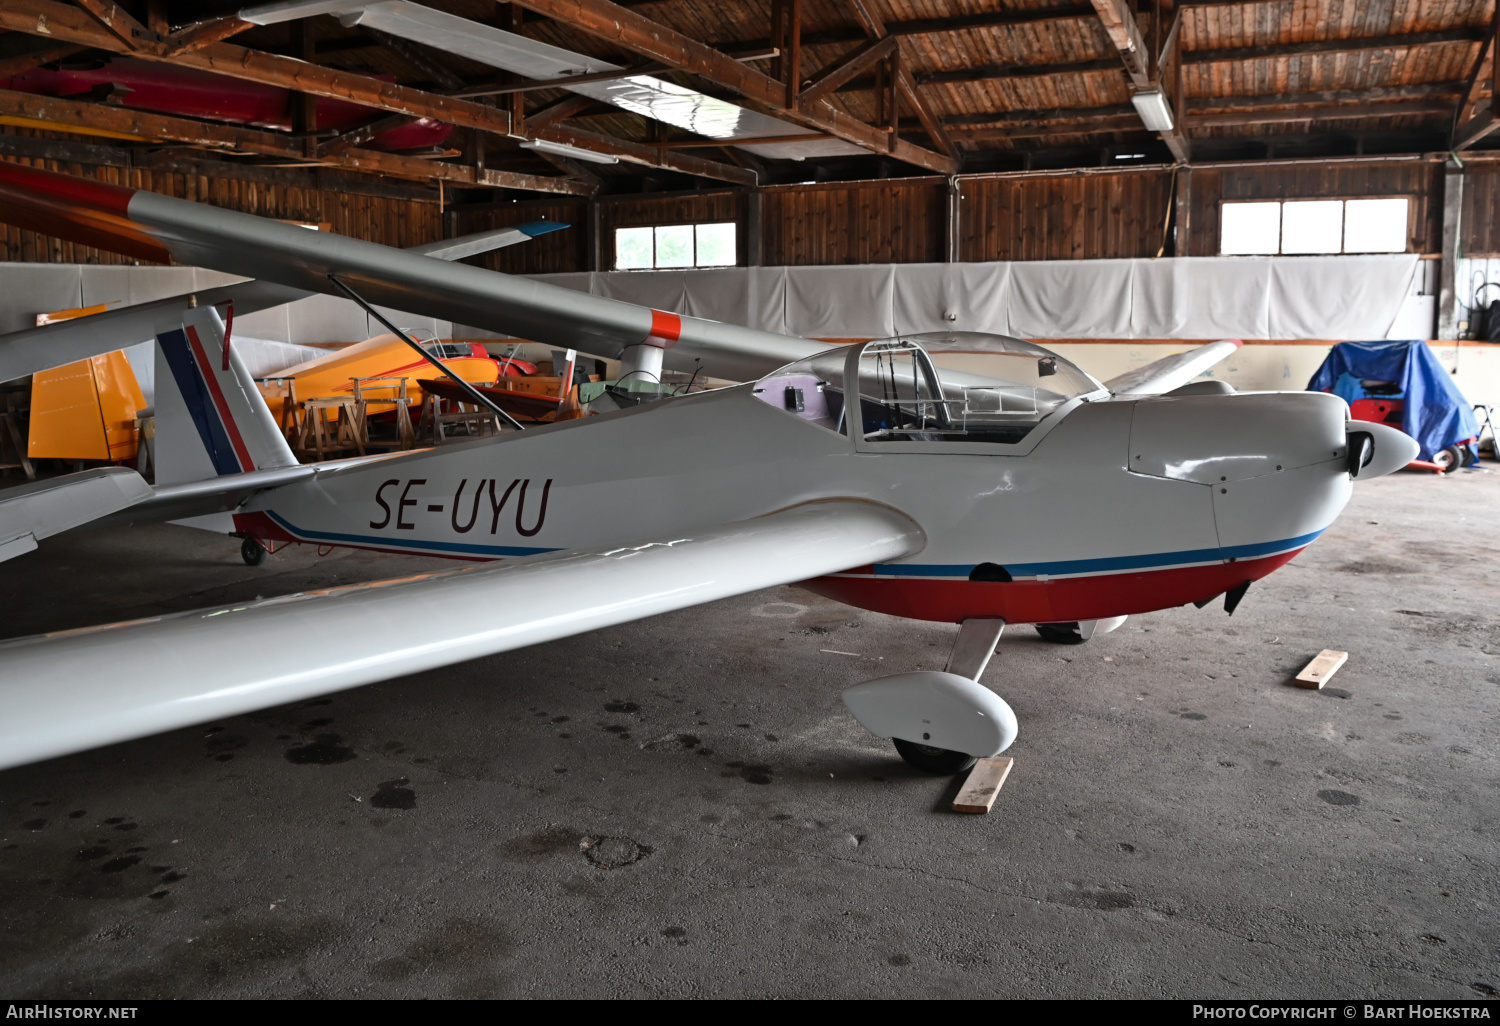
1307,340 -> 1478,461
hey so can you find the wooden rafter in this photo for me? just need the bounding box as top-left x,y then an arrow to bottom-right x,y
163,18 -> 254,55
1089,0 -> 1189,161
0,43 -> 88,79
71,0 -> 158,51
1187,100 -> 1458,129
1089,0 -> 1150,86
524,95 -> 600,133
536,123 -> 759,184
1453,8 -> 1499,152
364,29 -> 467,92
317,112 -> 417,157
847,0 -> 954,157
0,87 -> 591,195
506,0 -> 956,173
797,35 -> 897,107
0,1 -> 515,141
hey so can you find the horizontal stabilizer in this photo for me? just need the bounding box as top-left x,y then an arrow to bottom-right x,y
0,467 -> 151,563
0,218 -> 563,384
0,501 -> 923,770
1105,339 -> 1242,396
408,222 -> 568,261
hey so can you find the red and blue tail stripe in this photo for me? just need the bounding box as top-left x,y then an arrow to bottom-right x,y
157,323 -> 256,476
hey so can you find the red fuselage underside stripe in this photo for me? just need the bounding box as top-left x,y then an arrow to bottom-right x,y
800,548 -> 1304,624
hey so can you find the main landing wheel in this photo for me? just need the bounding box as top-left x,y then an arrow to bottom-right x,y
1035,621 -> 1088,645
241,538 -> 267,566
893,737 -> 978,775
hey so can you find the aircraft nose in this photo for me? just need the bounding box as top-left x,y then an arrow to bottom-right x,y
1129,390 -> 1350,485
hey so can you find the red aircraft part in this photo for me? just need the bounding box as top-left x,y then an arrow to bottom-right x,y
2,57 -> 455,150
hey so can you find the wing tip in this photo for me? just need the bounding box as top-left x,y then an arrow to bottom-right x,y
516,221 -> 569,237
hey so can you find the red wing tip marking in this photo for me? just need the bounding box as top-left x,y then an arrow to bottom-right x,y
0,161 -> 137,215
648,310 -> 683,347
1225,338 -> 1244,349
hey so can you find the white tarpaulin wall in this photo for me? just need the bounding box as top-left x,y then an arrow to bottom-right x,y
527,254 -> 1423,341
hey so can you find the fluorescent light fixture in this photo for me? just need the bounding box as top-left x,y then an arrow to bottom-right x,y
518,139 -> 620,165
1131,88 -> 1175,132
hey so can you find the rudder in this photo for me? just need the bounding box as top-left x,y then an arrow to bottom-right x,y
154,305 -> 297,487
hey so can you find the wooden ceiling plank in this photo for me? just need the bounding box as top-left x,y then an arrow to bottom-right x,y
0,1 -> 515,140
1182,28 -> 1486,66
506,0 -> 956,173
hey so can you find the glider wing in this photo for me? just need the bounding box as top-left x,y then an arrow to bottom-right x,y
0,501 -> 923,770
1104,339 -> 1243,395
0,163 -> 820,382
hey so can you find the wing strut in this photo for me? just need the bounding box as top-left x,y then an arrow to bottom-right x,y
327,274 -> 526,431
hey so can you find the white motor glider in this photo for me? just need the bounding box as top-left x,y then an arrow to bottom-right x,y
0,164 -> 1418,776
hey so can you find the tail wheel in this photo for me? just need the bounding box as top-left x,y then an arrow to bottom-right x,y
893,738 -> 978,775
241,538 -> 267,566
1035,622 -> 1088,645
1433,445 -> 1465,474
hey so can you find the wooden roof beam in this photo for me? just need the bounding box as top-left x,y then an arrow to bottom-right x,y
0,87 -> 591,195
71,0 -> 161,51
1186,100 -> 1458,128
798,35 -> 896,107
1453,7 -> 1499,152
533,123 -> 759,184
1088,0 -> 1189,161
524,95 -> 601,133
0,43 -> 88,79
506,0 -> 956,173
0,1 -> 515,140
846,0 -> 954,157
162,17 -> 256,55
1089,0 -> 1150,87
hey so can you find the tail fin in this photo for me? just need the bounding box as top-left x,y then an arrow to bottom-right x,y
154,305 -> 298,486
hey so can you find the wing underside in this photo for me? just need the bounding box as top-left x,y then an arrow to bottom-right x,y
0,501 -> 923,770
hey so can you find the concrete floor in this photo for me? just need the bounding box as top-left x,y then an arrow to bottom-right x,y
0,467 -> 1497,999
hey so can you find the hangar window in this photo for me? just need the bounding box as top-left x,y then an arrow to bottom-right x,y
1219,198 -> 1409,255
614,223 -> 738,270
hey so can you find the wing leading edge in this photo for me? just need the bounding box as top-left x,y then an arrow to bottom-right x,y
0,163 -> 822,382
0,501 -> 923,771
1104,339 -> 1243,395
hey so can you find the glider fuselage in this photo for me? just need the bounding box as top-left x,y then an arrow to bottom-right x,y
237,382 -> 1355,625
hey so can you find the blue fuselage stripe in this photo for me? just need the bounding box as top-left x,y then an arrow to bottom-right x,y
870,529 -> 1325,578
265,511 -> 558,558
